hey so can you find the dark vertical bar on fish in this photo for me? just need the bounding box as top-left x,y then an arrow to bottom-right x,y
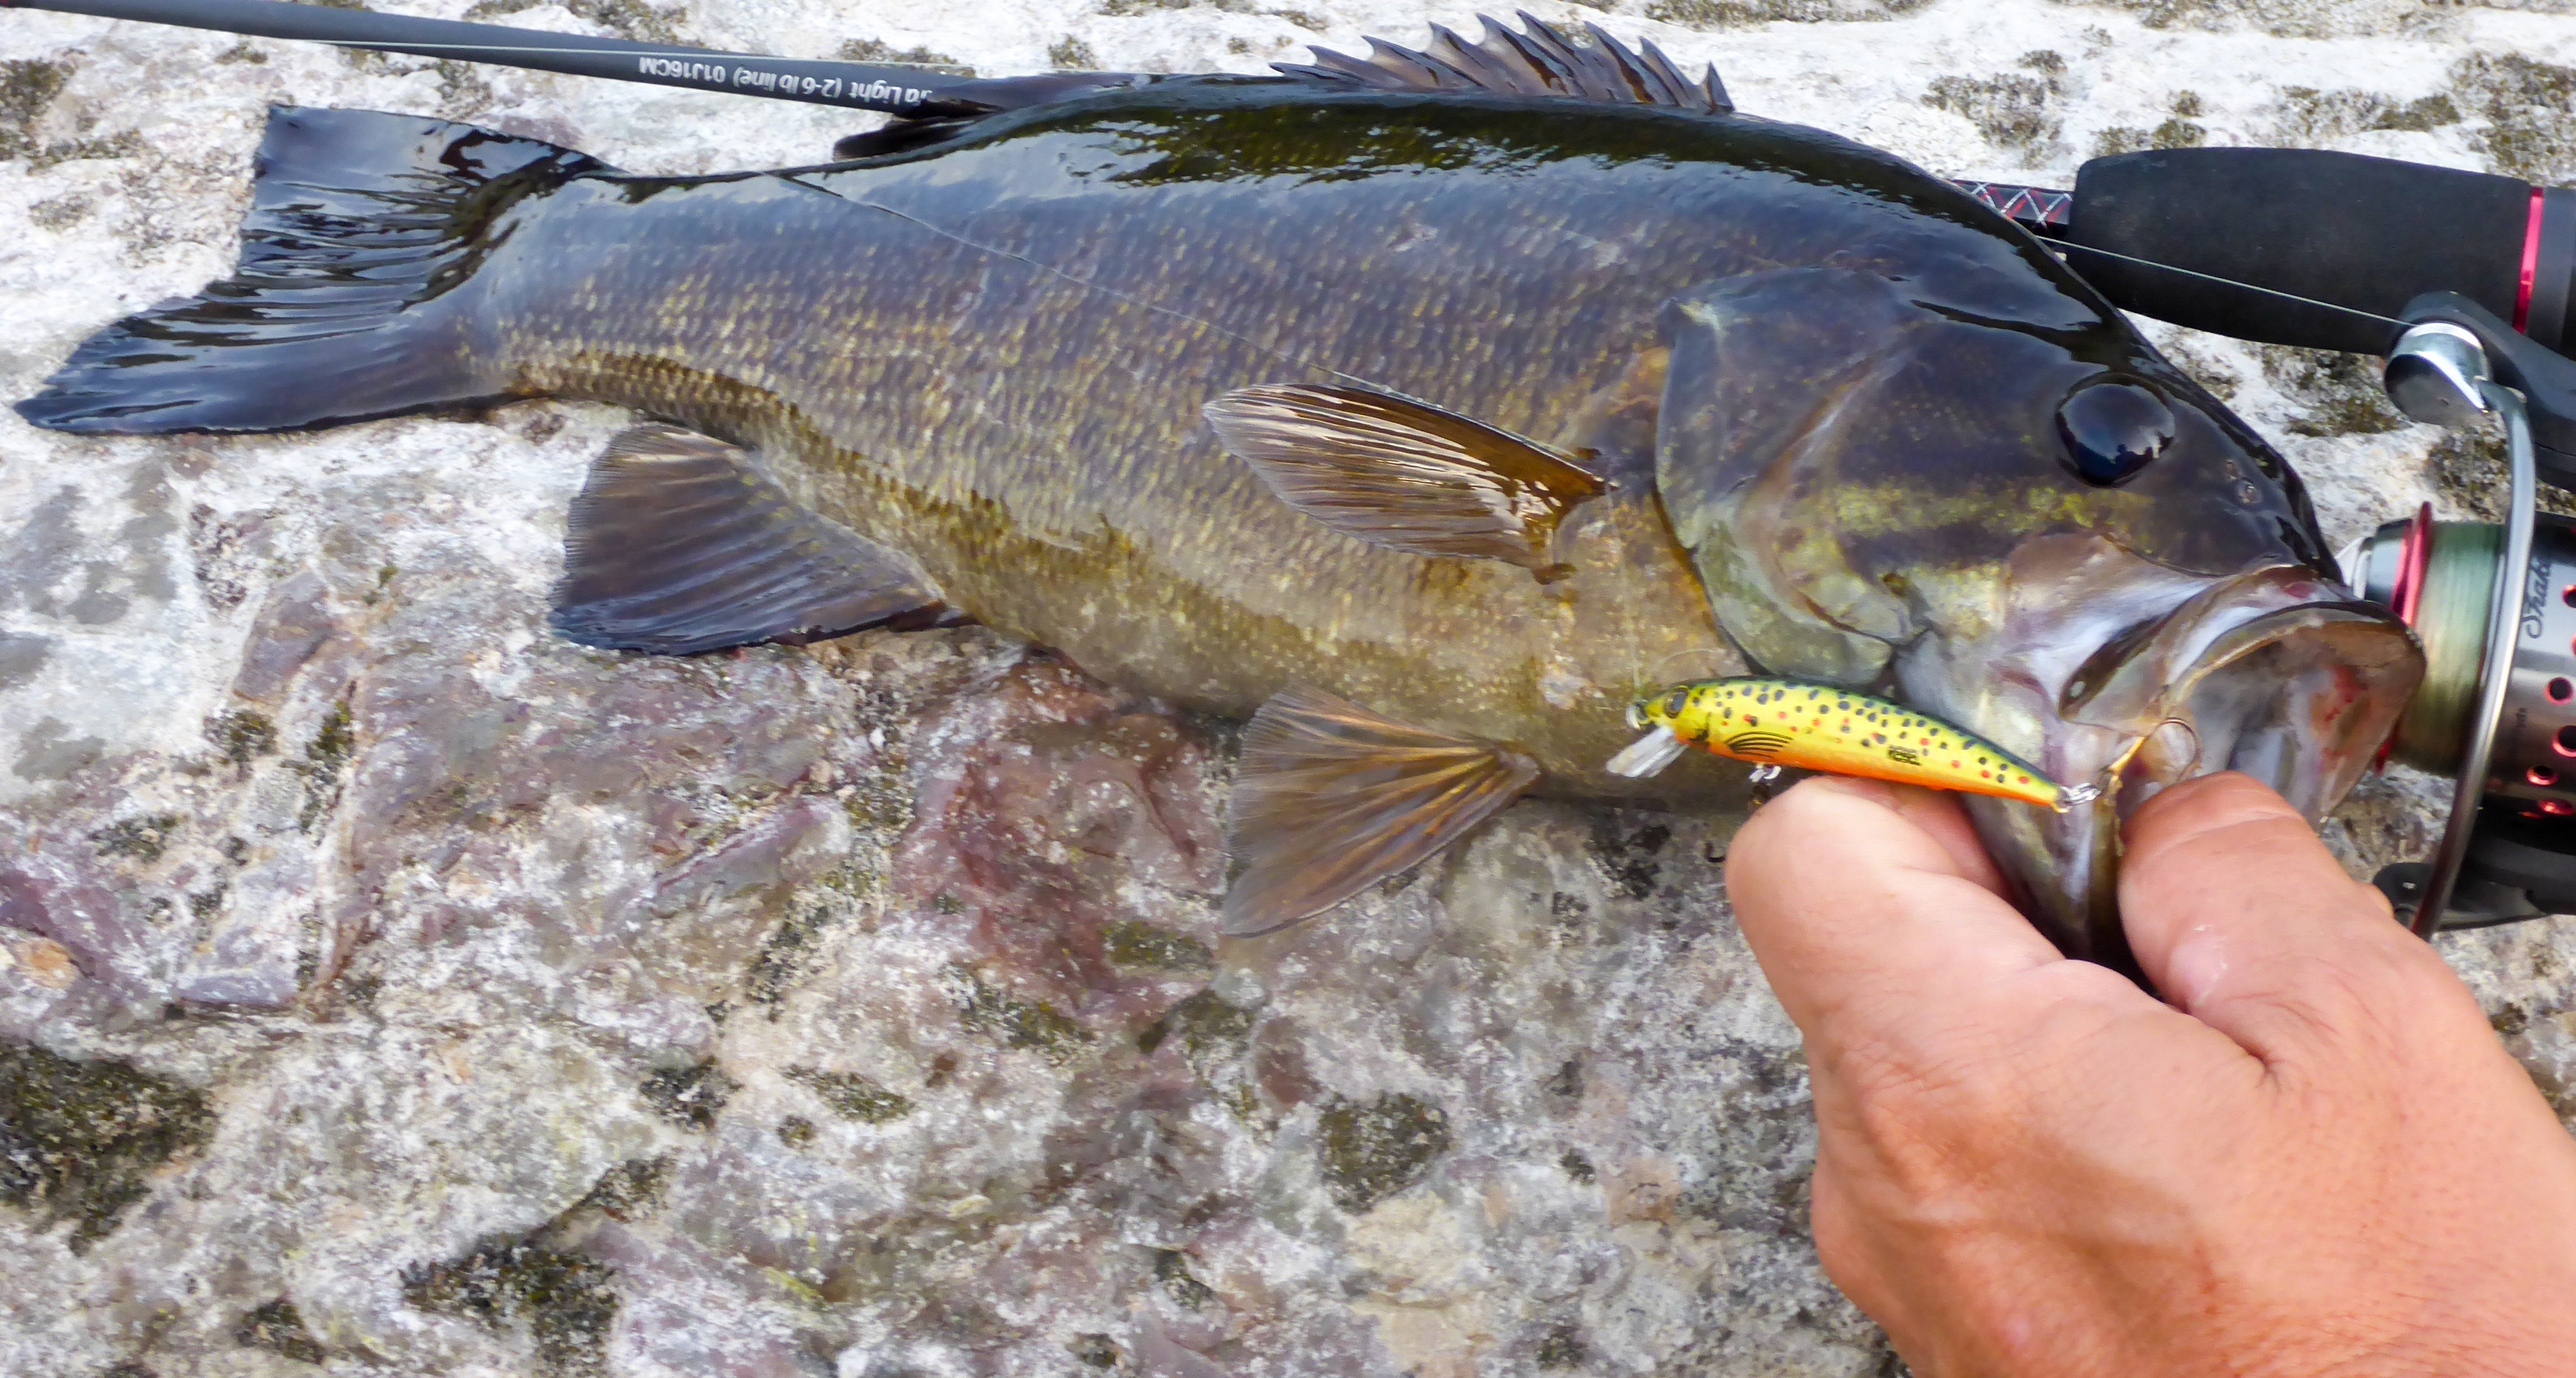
1,0 -> 993,115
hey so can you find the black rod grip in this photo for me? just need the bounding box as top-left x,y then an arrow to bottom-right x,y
2070,147 -> 2565,356
3,0 -> 985,114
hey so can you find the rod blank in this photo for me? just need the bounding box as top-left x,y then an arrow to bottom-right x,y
4,0 -> 992,115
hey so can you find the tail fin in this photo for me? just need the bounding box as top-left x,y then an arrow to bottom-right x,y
16,107 -> 613,435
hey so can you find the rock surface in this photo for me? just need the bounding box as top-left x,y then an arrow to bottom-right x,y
2,0 -> 2575,1373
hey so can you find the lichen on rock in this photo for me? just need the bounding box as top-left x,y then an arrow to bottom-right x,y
1316,1093 -> 1453,1214
0,1040 -> 213,1252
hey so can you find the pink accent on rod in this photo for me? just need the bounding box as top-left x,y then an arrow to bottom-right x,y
2517,184 -> 2546,334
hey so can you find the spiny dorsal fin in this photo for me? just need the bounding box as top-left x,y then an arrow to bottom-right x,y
1275,12 -> 1730,116
1205,383 -> 1607,578
1223,688 -> 1540,936
551,424 -> 956,655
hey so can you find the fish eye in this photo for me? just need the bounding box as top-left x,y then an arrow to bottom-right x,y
2056,380 -> 2174,486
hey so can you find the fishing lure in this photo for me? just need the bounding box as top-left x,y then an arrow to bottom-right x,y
1605,677 -> 2101,812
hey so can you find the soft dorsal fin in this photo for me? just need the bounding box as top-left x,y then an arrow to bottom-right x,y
1204,383 -> 1607,578
1275,12 -> 1730,116
1223,688 -> 1540,936
551,424 -> 956,655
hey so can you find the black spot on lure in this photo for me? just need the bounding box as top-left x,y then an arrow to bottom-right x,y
1607,678 -> 2101,813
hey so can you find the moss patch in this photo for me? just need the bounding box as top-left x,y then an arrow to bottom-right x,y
785,1066 -> 913,1123
1151,1248 -> 1215,1308
1068,1333 -> 1121,1368
1535,1322 -> 1588,1369
836,38 -> 973,75
27,129 -> 141,170
1316,1093 -> 1451,1213
1045,37 -> 1098,69
1645,0 -> 1926,26
1923,72 -> 2057,157
947,965 -> 1090,1058
0,1040 -> 214,1251
1104,920 -> 1212,972
570,1156 -> 669,1222
2455,53 -> 2576,184
1136,988 -> 1253,1058
638,1058 -> 734,1131
1587,818 -> 1669,900
288,701 -> 355,832
233,1297 -> 325,1364
206,709 -> 278,766
403,1234 -> 618,1378
2093,116 -> 2205,159
2427,424 -> 2510,522
0,58 -> 70,161
29,193 -> 87,230
2272,85 -> 2458,144
745,902 -> 839,1008
2264,347 -> 2406,438
89,814 -> 180,864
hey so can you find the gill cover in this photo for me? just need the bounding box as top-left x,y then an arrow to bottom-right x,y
1648,261 -> 2394,971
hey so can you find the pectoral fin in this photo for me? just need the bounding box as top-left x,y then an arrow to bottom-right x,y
551,424 -> 955,655
1205,384 -> 1606,577
1223,687 -> 1540,936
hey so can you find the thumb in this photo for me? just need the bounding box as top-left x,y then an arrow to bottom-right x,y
2117,772 -> 2455,1065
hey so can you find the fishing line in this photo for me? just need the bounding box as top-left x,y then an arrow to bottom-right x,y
2049,238 -> 2411,335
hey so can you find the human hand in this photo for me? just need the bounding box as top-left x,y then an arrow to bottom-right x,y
1725,771 -> 2576,1377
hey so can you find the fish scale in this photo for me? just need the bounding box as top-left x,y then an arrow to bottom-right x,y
1617,678 -> 2093,811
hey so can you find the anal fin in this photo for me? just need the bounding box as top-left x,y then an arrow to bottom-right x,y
551,424 -> 955,655
1223,687 -> 1539,936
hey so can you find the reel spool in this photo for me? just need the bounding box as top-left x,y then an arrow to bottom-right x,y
2347,311 -> 2575,932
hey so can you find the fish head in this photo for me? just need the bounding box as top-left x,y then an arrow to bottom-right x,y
1654,265 -> 2421,970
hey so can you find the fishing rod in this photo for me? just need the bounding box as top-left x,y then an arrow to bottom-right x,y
14,0 -> 2561,357
0,0 -> 1146,117
15,0 -> 2576,933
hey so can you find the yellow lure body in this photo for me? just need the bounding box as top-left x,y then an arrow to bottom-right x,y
1615,677 -> 2091,810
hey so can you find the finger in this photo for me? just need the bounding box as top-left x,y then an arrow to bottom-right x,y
1726,776 -> 2076,1050
1874,780 -> 2016,900
2117,772 -> 2439,1059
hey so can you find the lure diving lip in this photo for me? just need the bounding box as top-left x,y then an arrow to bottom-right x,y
1606,677 -> 2102,813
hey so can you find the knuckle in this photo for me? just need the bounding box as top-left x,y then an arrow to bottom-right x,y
2248,937 -> 2438,1060
1828,1028 -> 2029,1180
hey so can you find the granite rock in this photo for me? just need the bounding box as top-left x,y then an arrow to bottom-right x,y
2,1 -> 2575,1373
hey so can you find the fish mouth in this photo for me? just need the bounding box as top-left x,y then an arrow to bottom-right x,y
1916,563 -> 2423,973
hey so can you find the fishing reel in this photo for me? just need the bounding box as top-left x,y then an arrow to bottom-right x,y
2343,296 -> 2576,932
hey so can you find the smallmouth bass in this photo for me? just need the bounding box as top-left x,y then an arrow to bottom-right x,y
15,18 -> 2422,971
